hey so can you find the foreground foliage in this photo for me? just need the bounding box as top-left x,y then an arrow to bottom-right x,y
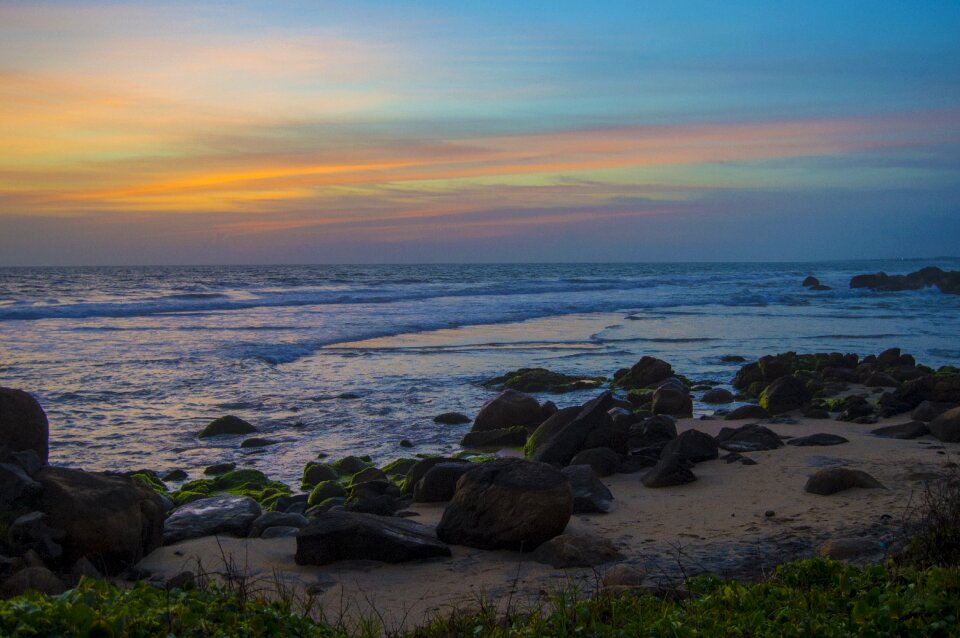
2,559 -> 959,636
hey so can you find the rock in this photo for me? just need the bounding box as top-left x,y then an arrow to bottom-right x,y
721,355 -> 747,363
715,424 -> 784,452
240,437 -> 276,448
307,480 -> 347,506
402,457 -> 466,494
203,463 -> 236,476
344,494 -> 397,516
162,469 -> 188,482
758,354 -> 793,384
642,454 -> 696,488
810,284 -> 832,291
524,406 -> 581,457
802,276 -> 820,288
818,538 -> 881,560
724,405 -> 770,420
350,467 -> 388,485
295,511 -> 451,565
911,401 -> 955,422
481,368 -> 604,393
198,415 -> 257,438
165,571 -> 196,590
531,533 -> 623,568
837,396 -> 875,422
701,388 -> 734,404
787,433 -> 849,447
530,392 -> 615,466
541,401 -> 559,419
248,512 -> 309,538
433,412 -> 471,425
602,564 -> 645,590
561,465 -> 613,514
583,419 -> 630,454
461,426 -> 528,448
864,372 -> 899,388
36,466 -> 165,573
0,566 -> 66,598
71,556 -> 103,581
804,468 -> 884,495
871,421 -> 929,439
929,407 -> 960,442
413,462 -> 474,503
399,439 -> 413,448
614,356 -> 674,389
8,511 -> 63,562
436,458 -> 572,551
330,455 -> 372,476
262,526 -> 300,538
759,376 -> 811,414
627,415 -> 677,450
877,347 -> 902,366
651,385 -> 692,417
804,408 -> 831,419
0,461 -> 42,509
568,447 -> 621,477
163,495 -> 262,544
0,388 -> 49,464
660,429 -> 718,463
301,462 -> 338,489
472,389 -> 542,432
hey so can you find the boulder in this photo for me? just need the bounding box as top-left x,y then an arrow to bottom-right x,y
724,405 -> 770,420
0,566 -> 66,598
240,437 -> 276,448
481,368 -> 604,393
802,276 -> 820,288
627,415 -> 677,450
0,461 -> 42,510
402,457 -> 467,494
614,356 -> 674,389
929,407 -> 960,443
804,468 -> 884,495
436,458 -> 572,551
911,401 -> 955,422
461,426 -> 528,448
0,387 -> 49,463
759,376 -> 811,414
561,465 -> 613,514
413,462 -> 474,503
433,412 -> 471,425
349,467 -> 387,485
660,429 -> 718,463
642,454 -> 696,488
7,512 -> 63,562
530,393 -> 615,466
295,511 -> 451,565
864,372 -> 899,388
531,533 -> 623,568
787,433 -> 849,447
301,462 -> 338,489
871,421 -> 929,440
568,447 -> 621,477
701,388 -> 734,404
203,463 -> 236,476
651,385 -> 692,417
248,512 -> 309,538
524,406 -> 581,457
715,424 -> 784,452
330,455 -> 372,476
307,480 -> 347,506
163,495 -> 261,545
198,415 -> 256,438
472,389 -> 542,432
36,466 -> 165,573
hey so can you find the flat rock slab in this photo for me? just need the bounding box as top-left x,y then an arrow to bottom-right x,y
531,533 -> 623,568
871,421 -> 930,440
787,433 -> 849,447
295,511 -> 451,565
804,468 -> 884,496
715,424 -> 783,452
163,495 -> 262,545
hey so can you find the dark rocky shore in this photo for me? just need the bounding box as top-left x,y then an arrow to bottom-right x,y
2,342 -> 960,598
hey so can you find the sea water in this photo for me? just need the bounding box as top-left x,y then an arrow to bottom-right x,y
1,260 -> 958,485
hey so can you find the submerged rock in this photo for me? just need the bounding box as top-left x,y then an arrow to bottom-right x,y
198,415 -> 257,438
433,412 -> 471,425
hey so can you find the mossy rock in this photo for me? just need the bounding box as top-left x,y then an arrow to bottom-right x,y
130,472 -> 168,495
171,469 -> 292,510
481,368 -> 605,393
198,415 -> 257,438
461,426 -> 528,448
330,456 -> 371,477
381,457 -> 418,477
301,462 -> 337,490
433,412 -> 471,424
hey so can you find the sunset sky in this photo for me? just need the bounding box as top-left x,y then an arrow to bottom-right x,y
1,1 -> 959,264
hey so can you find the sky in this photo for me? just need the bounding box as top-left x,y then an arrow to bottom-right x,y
1,1 -> 959,265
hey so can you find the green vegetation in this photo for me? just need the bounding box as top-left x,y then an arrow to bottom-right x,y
481,368 -> 605,393
171,469 -> 292,510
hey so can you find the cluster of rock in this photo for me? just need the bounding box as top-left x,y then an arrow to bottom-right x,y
849,266 -> 960,295
1,388 -> 167,597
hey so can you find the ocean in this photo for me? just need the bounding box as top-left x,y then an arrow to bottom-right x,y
2,260 -> 958,485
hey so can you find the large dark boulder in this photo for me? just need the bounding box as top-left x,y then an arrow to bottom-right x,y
802,276 -> 820,288
248,512 -> 308,538
413,462 -> 474,503
715,424 -> 783,452
524,406 -> 580,457
642,454 -> 696,488
433,412 -> 471,425
0,387 -> 49,463
701,388 -> 734,404
472,390 -> 542,432
724,405 -> 770,420
0,460 -> 42,510
759,376 -> 811,414
561,465 -> 613,514
871,421 -> 929,439
660,429 -> 718,463
0,566 -> 66,598
569,447 -> 621,477
530,393 -> 614,466
804,468 -> 884,495
436,458 -> 572,551
163,495 -> 261,545
911,401 -> 955,422
461,426 -> 528,448
295,511 -> 451,565
35,467 -> 165,573
651,385 -> 692,417
929,407 -> 960,443
198,415 -> 257,438
614,356 -> 674,389
402,457 -> 466,494
627,415 -> 677,449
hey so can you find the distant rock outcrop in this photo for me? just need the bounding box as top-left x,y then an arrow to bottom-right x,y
849,266 -> 960,294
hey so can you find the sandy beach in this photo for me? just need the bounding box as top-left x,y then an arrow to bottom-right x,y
138,408 -> 959,631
